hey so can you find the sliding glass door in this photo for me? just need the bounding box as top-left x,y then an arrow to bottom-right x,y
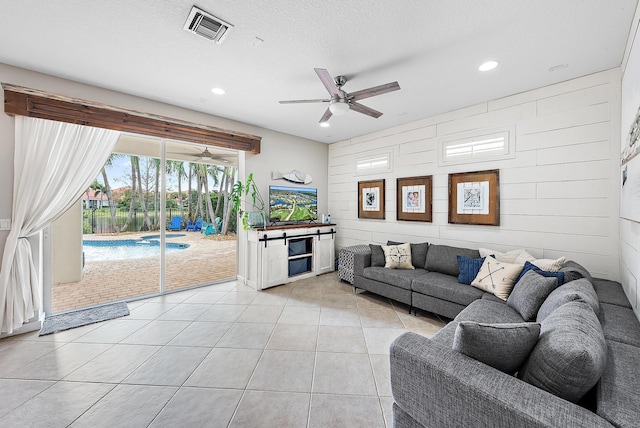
50,135 -> 238,313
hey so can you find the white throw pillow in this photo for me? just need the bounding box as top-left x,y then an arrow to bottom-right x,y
479,248 -> 533,265
382,243 -> 414,269
471,256 -> 523,300
531,257 -> 566,272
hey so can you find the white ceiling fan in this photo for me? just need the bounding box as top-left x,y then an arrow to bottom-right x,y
279,68 -> 401,123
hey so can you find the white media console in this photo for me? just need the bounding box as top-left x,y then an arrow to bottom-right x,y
245,224 -> 336,290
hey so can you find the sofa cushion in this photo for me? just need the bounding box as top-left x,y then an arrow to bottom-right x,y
479,247 -> 534,264
456,255 -> 485,285
597,340 -> 640,428
598,303 -> 640,347
531,257 -> 566,272
382,243 -> 414,269
592,279 -> 632,308
471,257 -> 523,300
455,299 -> 526,324
480,292 -> 504,303
507,270 -> 558,321
559,260 -> 594,284
515,261 -> 565,286
430,320 -> 459,348
425,245 -> 480,276
519,300 -> 607,403
411,272 -> 484,306
536,278 -> 599,323
453,321 -> 541,374
388,241 -> 429,269
363,266 -> 427,291
369,244 -> 386,267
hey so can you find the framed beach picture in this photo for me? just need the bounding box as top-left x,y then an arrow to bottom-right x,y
358,179 -> 385,219
448,169 -> 500,225
397,176 -> 432,222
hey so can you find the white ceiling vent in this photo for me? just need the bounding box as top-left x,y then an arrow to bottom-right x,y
183,6 -> 233,44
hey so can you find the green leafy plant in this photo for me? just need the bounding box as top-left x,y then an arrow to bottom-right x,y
231,173 -> 266,230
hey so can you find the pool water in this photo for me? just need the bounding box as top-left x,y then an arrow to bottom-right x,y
141,234 -> 186,240
83,239 -> 189,261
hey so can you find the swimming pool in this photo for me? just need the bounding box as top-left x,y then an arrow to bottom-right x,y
141,234 -> 186,240
83,239 -> 190,261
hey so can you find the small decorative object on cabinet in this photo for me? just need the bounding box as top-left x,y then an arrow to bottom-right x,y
245,224 -> 336,290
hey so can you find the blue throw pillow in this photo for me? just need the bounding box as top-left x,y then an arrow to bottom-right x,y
457,255 -> 486,285
516,261 -> 565,286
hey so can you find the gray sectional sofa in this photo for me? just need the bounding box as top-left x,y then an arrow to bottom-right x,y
350,243 -> 640,428
353,243 -> 492,317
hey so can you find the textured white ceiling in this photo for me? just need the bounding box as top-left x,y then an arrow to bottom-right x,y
0,0 -> 637,144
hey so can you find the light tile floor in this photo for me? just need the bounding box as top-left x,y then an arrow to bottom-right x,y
0,272 -> 446,428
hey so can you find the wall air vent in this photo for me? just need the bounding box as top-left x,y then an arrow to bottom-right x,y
183,6 -> 233,45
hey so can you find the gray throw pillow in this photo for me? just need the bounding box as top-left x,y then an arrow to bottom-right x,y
369,244 -> 385,267
453,321 -> 540,374
425,245 -> 480,276
507,270 -> 558,321
536,278 -> 599,323
519,300 -> 607,403
559,260 -> 594,284
387,241 -> 429,269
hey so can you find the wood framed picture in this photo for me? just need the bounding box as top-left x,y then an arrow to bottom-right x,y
448,169 -> 500,226
358,179 -> 385,219
396,176 -> 432,222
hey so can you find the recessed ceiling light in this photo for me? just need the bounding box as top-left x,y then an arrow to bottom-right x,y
211,87 -> 226,95
320,122 -> 330,128
478,60 -> 499,71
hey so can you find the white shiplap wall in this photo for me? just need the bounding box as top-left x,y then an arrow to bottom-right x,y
329,69 -> 620,280
619,9 -> 640,320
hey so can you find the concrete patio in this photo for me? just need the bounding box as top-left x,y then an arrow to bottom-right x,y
52,232 -> 237,313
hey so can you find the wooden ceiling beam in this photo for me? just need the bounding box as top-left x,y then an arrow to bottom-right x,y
2,83 -> 261,154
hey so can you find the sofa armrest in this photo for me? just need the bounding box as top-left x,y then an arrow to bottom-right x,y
353,252 -> 371,277
391,332 -> 613,428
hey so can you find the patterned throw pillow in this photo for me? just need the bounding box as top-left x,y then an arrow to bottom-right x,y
531,257 -> 566,272
381,243 -> 414,269
471,256 -> 523,300
457,255 -> 486,285
479,248 -> 535,265
515,261 -> 565,286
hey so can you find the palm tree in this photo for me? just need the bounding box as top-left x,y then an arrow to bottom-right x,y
221,166 -> 237,234
135,156 -> 152,231
167,160 -> 187,220
101,153 -> 123,233
152,158 -> 161,229
119,156 -> 138,232
187,162 -> 194,221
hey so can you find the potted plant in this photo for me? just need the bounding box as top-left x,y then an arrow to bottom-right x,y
231,172 -> 266,230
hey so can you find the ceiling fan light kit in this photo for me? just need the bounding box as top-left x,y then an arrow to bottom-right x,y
329,99 -> 350,116
279,68 -> 400,124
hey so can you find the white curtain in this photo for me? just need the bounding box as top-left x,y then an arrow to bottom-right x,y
0,116 -> 120,334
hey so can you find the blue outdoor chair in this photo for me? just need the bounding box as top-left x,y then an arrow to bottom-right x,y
186,217 -> 203,232
167,216 -> 182,231
203,217 -> 223,236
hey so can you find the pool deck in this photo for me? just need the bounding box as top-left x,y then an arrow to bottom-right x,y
52,231 -> 237,313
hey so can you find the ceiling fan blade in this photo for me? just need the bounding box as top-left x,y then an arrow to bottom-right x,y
279,99 -> 330,104
314,68 -> 340,97
319,108 -> 333,123
349,81 -> 400,102
349,101 -> 383,118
